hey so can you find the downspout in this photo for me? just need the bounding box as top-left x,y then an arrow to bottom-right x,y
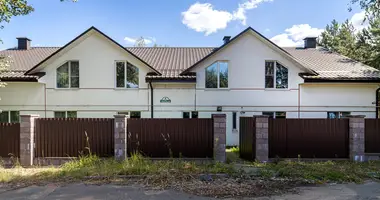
44,83 -> 47,118
376,88 -> 380,119
149,81 -> 154,118
298,83 -> 301,118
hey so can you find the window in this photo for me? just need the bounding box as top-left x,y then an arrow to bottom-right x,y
263,112 -> 286,119
191,111 -> 199,118
116,61 -> 139,88
265,61 -> 288,89
57,61 -> 79,88
327,112 -> 351,119
205,61 -> 228,88
54,111 -> 77,118
232,112 -> 237,130
117,111 -> 141,118
183,112 -> 190,118
0,111 -> 20,123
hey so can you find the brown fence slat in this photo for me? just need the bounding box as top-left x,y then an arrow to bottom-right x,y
127,118 -> 213,158
239,117 -> 255,160
35,118 -> 114,158
269,119 -> 349,159
0,123 -> 20,158
365,119 -> 380,153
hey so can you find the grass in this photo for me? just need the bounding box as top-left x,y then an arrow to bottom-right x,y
252,160 -> 380,183
0,154 -> 235,184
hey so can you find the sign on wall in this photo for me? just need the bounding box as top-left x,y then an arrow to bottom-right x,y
160,97 -> 171,103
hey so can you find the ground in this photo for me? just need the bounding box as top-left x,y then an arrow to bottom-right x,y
1,182 -> 380,200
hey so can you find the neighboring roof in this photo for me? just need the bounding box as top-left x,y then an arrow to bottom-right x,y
24,26 -> 161,75
1,26 -> 380,82
284,47 -> 380,81
127,47 -> 215,78
0,71 -> 39,82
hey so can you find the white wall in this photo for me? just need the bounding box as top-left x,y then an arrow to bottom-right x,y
1,30 -> 379,146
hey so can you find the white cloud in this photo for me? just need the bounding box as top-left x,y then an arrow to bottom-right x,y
124,36 -> 155,45
181,0 -> 272,35
233,0 -> 273,25
350,11 -> 368,32
264,28 -> 271,32
270,24 -> 323,47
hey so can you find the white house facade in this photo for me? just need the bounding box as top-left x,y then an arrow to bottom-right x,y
1,27 -> 379,146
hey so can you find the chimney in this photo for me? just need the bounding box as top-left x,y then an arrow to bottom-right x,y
17,37 -> 31,50
223,36 -> 231,44
304,37 -> 317,49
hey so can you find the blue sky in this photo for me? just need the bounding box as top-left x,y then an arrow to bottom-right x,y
0,0 -> 364,50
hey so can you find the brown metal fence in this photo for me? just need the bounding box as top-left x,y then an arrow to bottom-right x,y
239,117 -> 256,160
35,118 -> 114,157
0,123 -> 20,158
269,119 -> 349,158
127,118 -> 213,158
365,119 -> 380,153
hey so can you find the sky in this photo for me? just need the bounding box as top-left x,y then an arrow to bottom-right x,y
0,0 -> 366,50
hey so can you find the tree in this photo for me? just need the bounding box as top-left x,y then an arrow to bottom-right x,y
134,37 -> 146,47
350,0 -> 380,20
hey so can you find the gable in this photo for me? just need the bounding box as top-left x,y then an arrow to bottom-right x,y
181,27 -> 316,76
25,27 -> 160,75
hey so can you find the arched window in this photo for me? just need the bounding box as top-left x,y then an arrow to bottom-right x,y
56,61 -> 79,88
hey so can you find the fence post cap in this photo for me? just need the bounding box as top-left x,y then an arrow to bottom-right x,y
347,115 -> 366,118
20,114 -> 40,118
114,114 -> 129,118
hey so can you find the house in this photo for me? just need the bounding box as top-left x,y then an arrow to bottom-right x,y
1,26 -> 379,146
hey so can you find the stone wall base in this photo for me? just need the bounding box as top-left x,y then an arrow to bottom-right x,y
33,157 -> 75,166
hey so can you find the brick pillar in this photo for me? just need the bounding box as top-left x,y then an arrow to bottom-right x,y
255,116 -> 269,162
20,114 -> 39,166
348,115 -> 365,162
114,115 -> 128,160
212,114 -> 226,163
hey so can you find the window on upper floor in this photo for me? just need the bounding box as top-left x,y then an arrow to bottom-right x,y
205,61 -> 228,89
54,111 -> 77,118
117,111 -> 141,118
116,61 -> 139,88
0,111 -> 20,123
57,61 -> 79,88
265,61 -> 288,89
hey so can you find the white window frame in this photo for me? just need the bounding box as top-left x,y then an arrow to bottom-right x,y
205,61 -> 229,89
0,111 -> 20,123
115,61 -> 139,89
56,60 -> 80,89
265,60 -> 288,89
54,111 -> 77,118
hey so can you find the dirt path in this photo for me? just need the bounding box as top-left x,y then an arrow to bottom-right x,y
0,182 -> 379,199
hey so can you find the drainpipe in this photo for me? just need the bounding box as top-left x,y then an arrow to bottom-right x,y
376,88 -> 380,119
149,81 -> 154,118
298,83 -> 301,118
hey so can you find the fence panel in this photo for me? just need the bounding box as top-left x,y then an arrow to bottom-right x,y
239,117 -> 255,160
127,118 -> 213,158
365,119 -> 380,153
269,119 -> 349,158
35,118 -> 114,157
0,123 -> 20,158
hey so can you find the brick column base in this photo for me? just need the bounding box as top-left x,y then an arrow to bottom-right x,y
348,115 -> 365,162
213,114 -> 226,163
20,114 -> 39,166
255,116 -> 269,162
114,115 -> 128,160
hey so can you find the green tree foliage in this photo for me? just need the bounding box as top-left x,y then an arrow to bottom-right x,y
134,37 -> 146,47
350,0 -> 380,19
319,16 -> 380,69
